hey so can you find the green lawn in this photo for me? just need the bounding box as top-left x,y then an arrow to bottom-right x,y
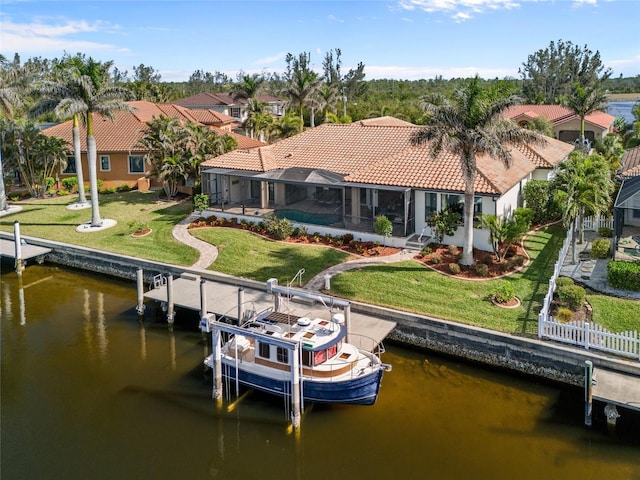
0,192 -> 198,265
328,225 -> 566,335
190,227 -> 352,285
587,294 -> 640,333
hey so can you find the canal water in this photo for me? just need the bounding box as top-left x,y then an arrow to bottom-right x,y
2,264 -> 640,480
606,101 -> 637,123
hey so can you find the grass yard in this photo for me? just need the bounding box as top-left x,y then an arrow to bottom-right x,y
190,227 -> 352,285
0,192 -> 198,265
587,294 -> 640,333
328,225 -> 566,335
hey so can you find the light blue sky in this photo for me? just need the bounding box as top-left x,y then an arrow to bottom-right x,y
1,0 -> 638,82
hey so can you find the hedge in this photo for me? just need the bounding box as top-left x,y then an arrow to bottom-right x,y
608,260 -> 640,291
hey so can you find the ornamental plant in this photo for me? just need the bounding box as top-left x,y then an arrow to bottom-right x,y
493,281 -> 516,303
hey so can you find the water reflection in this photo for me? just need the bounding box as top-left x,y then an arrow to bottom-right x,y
1,263 -> 639,480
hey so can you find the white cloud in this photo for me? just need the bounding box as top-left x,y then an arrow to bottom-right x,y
0,16 -> 129,55
253,51 -> 287,65
327,14 -> 345,23
398,0 -> 521,21
366,64 -> 518,80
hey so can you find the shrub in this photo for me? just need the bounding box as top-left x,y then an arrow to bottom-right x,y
118,184 -> 132,192
100,187 -> 117,194
555,276 -> 574,289
57,189 -> 70,196
342,233 -> 354,244
420,246 -> 432,257
61,177 -> 78,191
608,260 -> 640,291
598,227 -> 613,238
591,238 -> 611,259
374,215 -> 393,244
446,244 -> 459,255
430,253 -> 443,265
45,177 -> 56,190
449,263 -> 461,274
555,307 -> 574,323
475,263 -> 489,277
558,284 -> 586,311
193,193 -> 209,212
263,214 -> 293,240
482,253 -> 493,265
493,281 -> 516,303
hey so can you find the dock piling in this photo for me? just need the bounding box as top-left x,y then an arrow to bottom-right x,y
13,221 -> 24,276
585,360 -> 594,427
166,274 -> 175,324
136,268 -> 145,316
237,287 -> 244,324
291,342 -> 301,429
200,279 -> 207,321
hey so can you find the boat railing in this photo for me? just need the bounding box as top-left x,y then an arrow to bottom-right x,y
347,332 -> 385,357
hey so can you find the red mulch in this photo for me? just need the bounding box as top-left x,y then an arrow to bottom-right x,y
414,244 -> 528,280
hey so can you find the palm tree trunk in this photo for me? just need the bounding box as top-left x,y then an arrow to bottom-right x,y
571,218 -> 578,264
461,188 -> 475,266
0,154 -> 8,211
72,115 -> 87,204
86,114 -> 102,226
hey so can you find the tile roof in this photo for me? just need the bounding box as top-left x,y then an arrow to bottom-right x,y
504,105 -> 615,130
201,118 -> 574,194
41,100 -> 264,152
621,146 -> 640,177
172,92 -> 283,108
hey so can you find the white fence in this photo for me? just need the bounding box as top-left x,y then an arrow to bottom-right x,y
582,215 -> 613,231
537,222 -> 640,360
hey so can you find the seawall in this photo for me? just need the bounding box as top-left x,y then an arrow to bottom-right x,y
4,231 -> 639,386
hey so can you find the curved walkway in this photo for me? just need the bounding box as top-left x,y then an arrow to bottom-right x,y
172,217 -> 416,289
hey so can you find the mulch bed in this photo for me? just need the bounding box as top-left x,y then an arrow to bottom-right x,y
414,244 -> 528,280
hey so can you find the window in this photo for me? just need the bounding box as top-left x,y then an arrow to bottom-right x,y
128,155 -> 144,174
313,349 -> 327,366
425,192 -> 437,220
63,157 -> 76,174
441,194 -> 482,221
474,197 -> 482,219
276,347 -> 288,363
258,342 -> 270,359
231,107 -> 241,118
327,344 -> 338,359
100,155 -> 111,171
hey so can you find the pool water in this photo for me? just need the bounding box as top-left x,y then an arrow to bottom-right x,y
275,209 -> 342,226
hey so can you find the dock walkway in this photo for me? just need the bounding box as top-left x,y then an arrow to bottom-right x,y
0,238 -> 51,261
593,368 -> 640,413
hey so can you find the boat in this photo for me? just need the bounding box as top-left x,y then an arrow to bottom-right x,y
201,285 -> 391,406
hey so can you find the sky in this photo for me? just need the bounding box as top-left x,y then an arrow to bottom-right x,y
1,0 -> 639,83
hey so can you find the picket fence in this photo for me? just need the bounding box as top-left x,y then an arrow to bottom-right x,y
537,220 -> 640,360
582,215 -> 613,231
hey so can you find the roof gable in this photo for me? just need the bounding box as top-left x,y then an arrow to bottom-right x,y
504,104 -> 615,130
621,145 -> 640,177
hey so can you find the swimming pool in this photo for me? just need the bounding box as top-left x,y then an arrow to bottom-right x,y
275,209 -> 342,226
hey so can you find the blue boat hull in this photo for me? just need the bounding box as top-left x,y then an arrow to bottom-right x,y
221,364 -> 384,406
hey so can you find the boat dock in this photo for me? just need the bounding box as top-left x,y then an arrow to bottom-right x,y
143,273 -> 396,349
0,238 -> 52,261
593,368 -> 640,412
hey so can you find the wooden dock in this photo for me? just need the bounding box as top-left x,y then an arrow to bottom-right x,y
143,273 -> 396,349
0,238 -> 52,261
593,368 -> 640,412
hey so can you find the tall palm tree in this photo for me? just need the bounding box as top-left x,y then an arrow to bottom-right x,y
411,76 -> 544,266
563,83 -> 608,148
283,53 -> 322,124
54,60 -> 133,227
552,151 -> 614,263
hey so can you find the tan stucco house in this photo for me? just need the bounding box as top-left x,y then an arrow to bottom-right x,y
172,93 -> 285,125
42,100 -> 265,191
199,117 -> 575,250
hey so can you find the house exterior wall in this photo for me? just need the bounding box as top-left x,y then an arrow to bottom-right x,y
553,118 -> 608,142
532,168 -> 554,181
58,152 -> 158,190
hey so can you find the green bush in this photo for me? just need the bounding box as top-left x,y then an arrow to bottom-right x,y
598,227 -> 613,238
449,263 -> 461,274
558,284 -> 586,311
493,281 -> 516,303
420,246 -> 432,257
475,263 -> 489,277
430,253 -> 443,265
555,276 -> 574,289
264,214 -> 293,240
446,244 -> 459,255
100,187 -> 117,194
591,238 -> 611,259
45,177 -> 56,189
118,184 -> 132,192
193,193 -> 209,212
61,177 -> 78,191
374,215 -> 393,242
555,307 -> 574,322
608,260 -> 640,291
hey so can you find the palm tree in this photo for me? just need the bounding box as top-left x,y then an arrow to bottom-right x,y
552,151 -> 614,263
411,76 -> 545,266
53,60 -> 133,227
563,83 -> 608,149
283,53 -> 322,124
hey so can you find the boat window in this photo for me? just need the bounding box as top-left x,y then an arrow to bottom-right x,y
276,347 -> 288,363
314,349 -> 327,365
302,350 -> 312,367
258,342 -> 270,359
327,344 -> 338,359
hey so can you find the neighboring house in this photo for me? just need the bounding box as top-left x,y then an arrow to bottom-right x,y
42,100 -> 265,191
199,117 -> 574,250
172,93 -> 285,124
614,146 -> 640,245
505,105 -> 615,150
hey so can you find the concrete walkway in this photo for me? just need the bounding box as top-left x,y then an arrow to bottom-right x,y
172,214 -> 218,269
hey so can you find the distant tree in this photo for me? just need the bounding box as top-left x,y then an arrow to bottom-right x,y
519,39 -> 612,104
523,116 -> 553,137
233,73 -> 265,101
283,52 -> 322,124
594,134 -> 624,172
270,113 -> 303,141
412,76 -> 544,266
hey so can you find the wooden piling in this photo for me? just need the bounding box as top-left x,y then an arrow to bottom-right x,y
199,279 -> 207,320
14,221 -> 24,276
136,268 -> 145,315
166,274 -> 174,324
237,287 -> 245,324
585,360 -> 593,427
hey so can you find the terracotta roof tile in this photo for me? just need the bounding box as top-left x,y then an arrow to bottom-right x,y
622,146 -> 640,177
201,118 -> 571,194
504,104 -> 615,129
